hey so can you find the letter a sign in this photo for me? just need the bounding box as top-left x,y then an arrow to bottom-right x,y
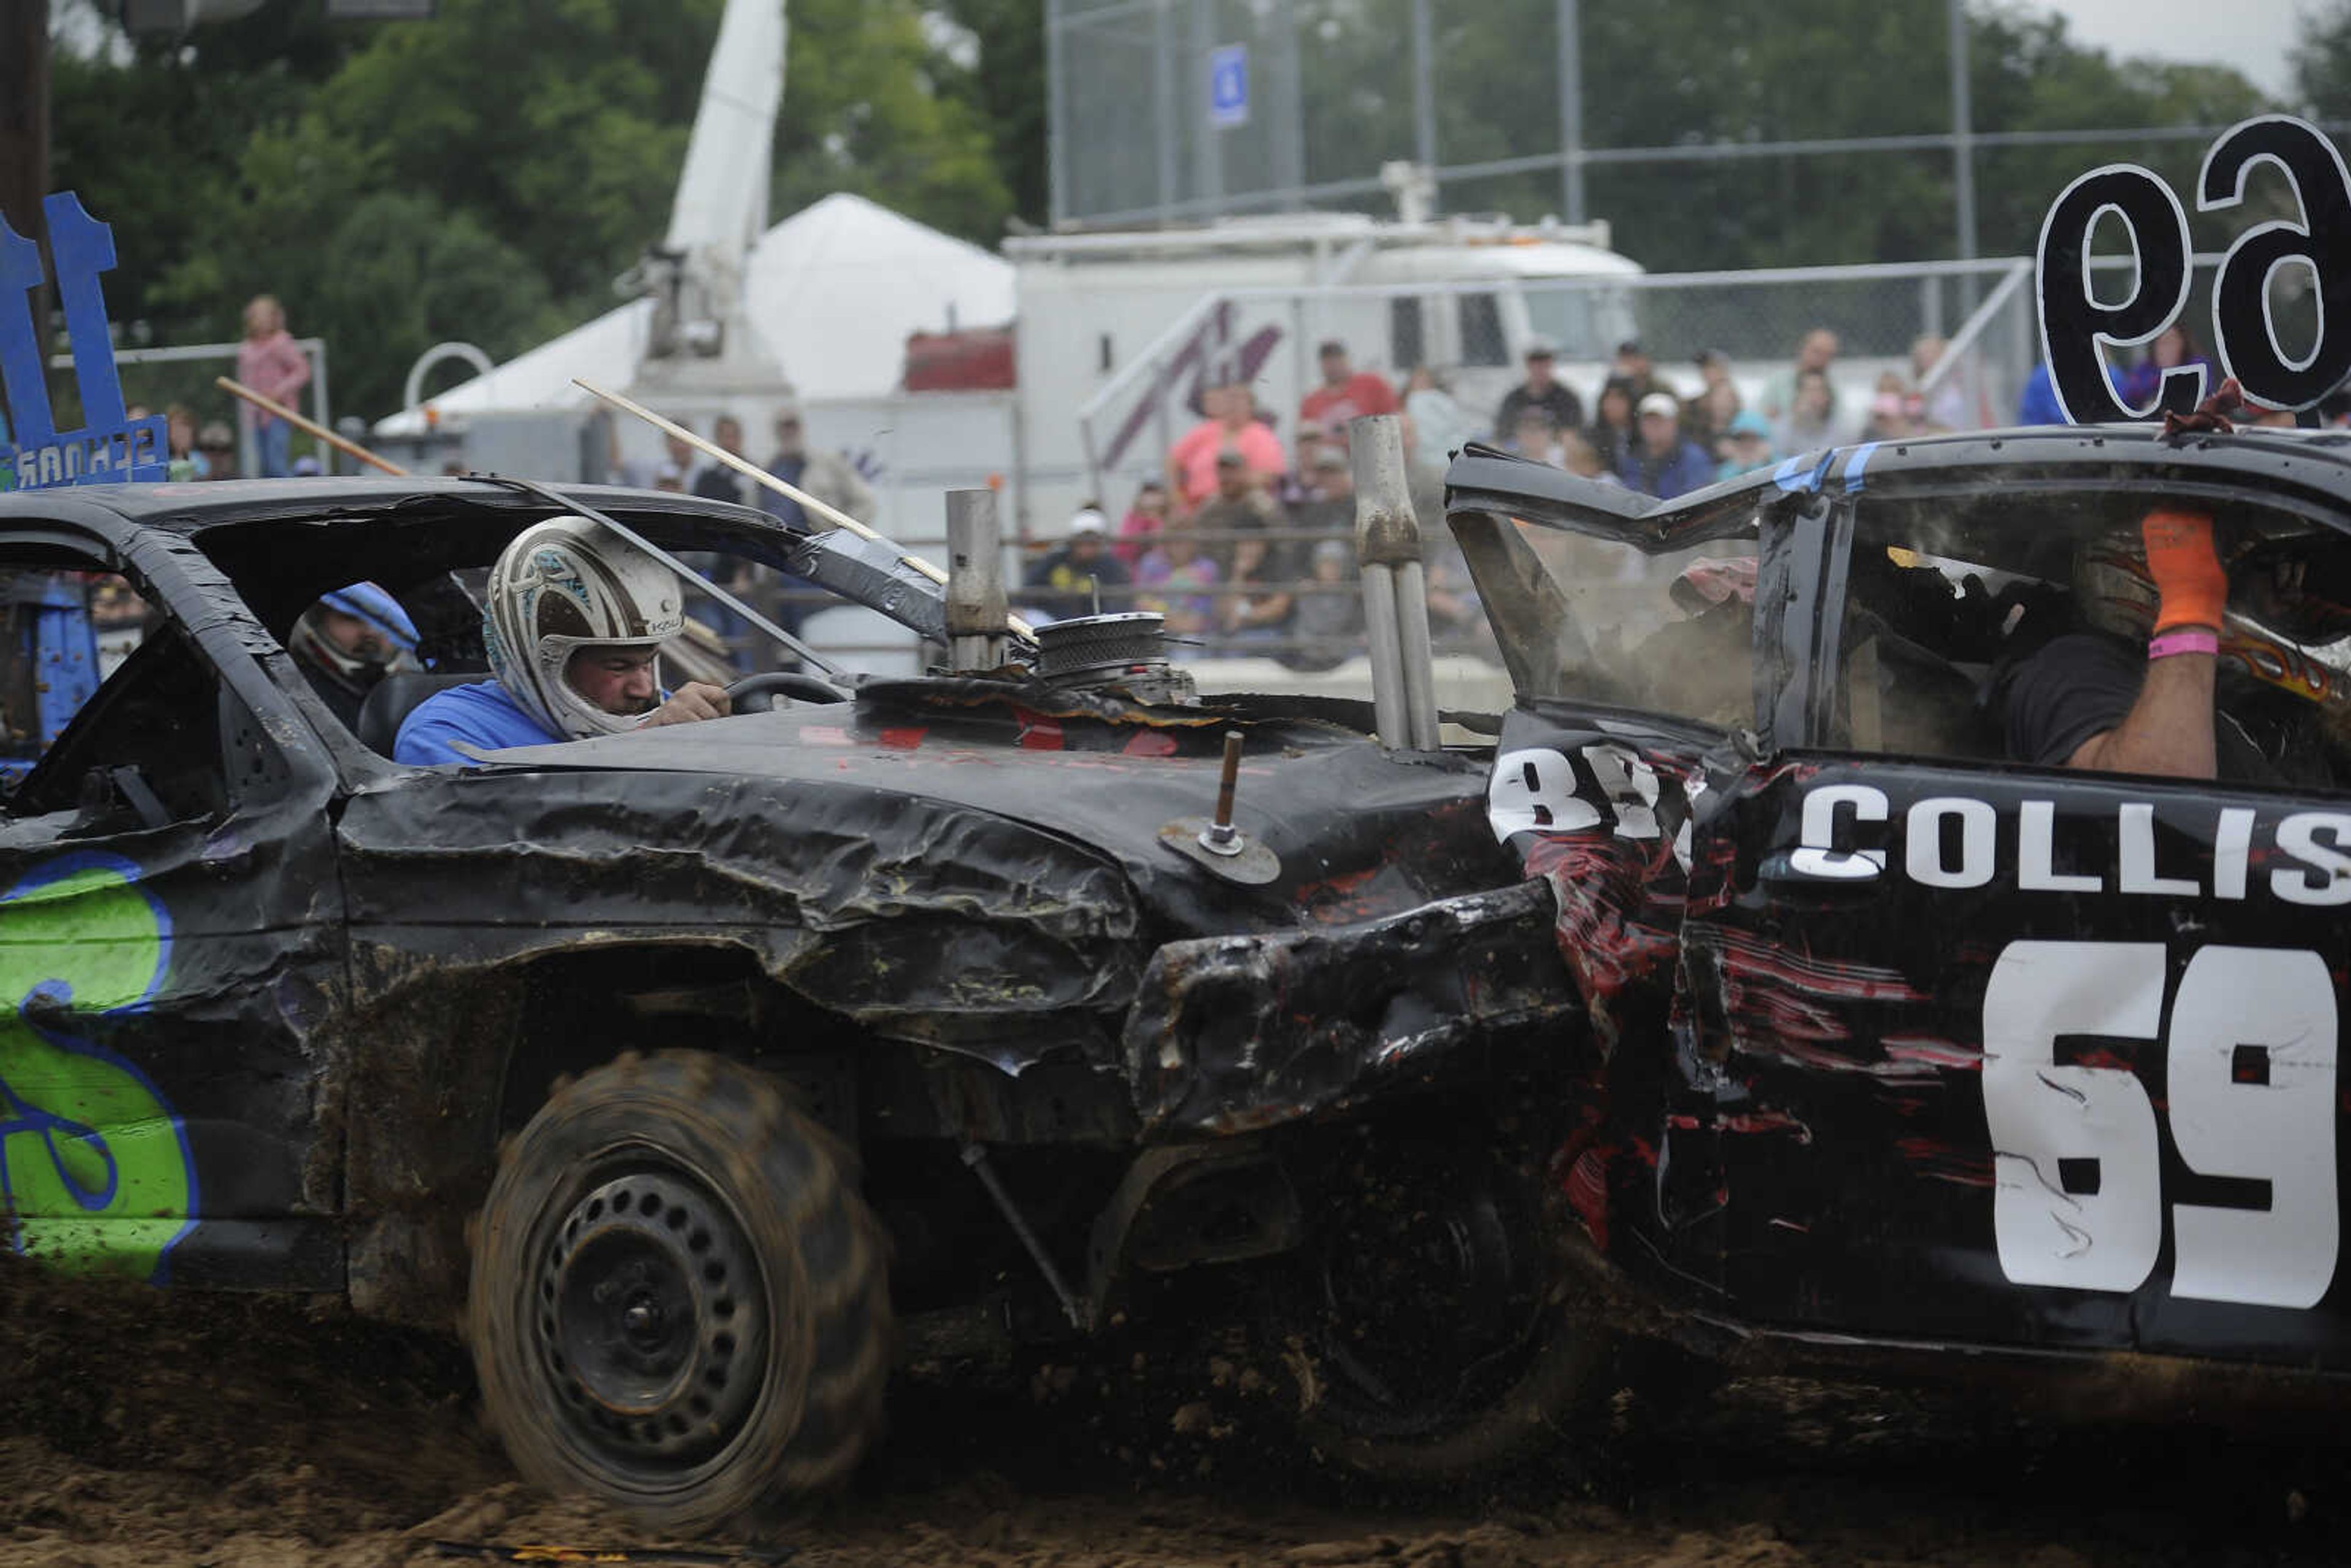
0,192 -> 169,492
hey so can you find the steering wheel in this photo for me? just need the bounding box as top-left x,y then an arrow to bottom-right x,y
724,670 -> 855,713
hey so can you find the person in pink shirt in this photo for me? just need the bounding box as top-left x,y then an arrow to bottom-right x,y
236,294 -> 310,478
1114,479 -> 1171,566
1166,381 -> 1285,510
1297,339 -> 1399,448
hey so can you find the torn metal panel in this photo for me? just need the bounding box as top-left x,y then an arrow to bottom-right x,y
1122,879 -> 1580,1136
784,528 -> 952,644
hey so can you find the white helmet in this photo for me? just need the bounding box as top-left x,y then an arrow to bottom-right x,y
483,516 -> 685,740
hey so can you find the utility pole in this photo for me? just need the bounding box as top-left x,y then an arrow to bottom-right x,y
1949,0 -> 1978,277
1556,0 -> 1583,225
0,0 -> 49,246
0,0 -> 48,430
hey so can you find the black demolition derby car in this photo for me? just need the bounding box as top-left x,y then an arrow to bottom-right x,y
4,424 -> 2351,1529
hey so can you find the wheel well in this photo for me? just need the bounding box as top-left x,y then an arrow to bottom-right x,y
493,943 -> 866,1139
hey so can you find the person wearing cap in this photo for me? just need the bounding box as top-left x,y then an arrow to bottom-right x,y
1193,446 -> 1279,572
1308,445 -> 1352,490
1291,446 -> 1355,543
289,582 -> 418,732
1297,340 -> 1400,448
1278,419 -> 1329,507
1284,538 -> 1365,673
1716,411 -> 1777,481
196,421 -> 239,480
1619,392 -> 1715,500
1492,343 -> 1584,445
1021,505 -> 1133,623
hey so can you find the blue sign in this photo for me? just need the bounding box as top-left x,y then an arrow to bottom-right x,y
1209,45 -> 1248,129
0,192 -> 168,493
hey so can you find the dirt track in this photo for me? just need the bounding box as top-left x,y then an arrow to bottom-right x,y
5,1252 -> 2350,1568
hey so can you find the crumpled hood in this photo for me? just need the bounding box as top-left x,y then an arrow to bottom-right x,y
456,677 -> 1522,940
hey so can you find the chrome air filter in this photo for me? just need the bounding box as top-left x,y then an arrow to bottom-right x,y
1032,612 -> 1195,704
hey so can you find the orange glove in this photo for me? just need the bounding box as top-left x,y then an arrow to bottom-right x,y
2142,508 -> 2227,633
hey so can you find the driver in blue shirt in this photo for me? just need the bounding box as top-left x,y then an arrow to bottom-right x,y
395,516 -> 731,765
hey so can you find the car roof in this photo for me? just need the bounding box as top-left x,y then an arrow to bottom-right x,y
0,475 -> 781,541
1445,422 -> 2351,552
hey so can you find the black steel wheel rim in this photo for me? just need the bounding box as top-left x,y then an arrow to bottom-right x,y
531,1165 -> 770,1478
1312,1182 -> 1547,1441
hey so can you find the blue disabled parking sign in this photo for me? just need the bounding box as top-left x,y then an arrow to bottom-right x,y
1209,45 -> 1248,129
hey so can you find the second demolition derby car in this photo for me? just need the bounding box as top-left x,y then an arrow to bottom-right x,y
6,416 -> 2351,1531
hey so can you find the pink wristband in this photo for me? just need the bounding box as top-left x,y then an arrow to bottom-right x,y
2148,629 -> 2219,660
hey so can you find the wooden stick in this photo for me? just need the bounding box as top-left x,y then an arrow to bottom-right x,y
214,376 -> 408,476
574,377 -> 1035,640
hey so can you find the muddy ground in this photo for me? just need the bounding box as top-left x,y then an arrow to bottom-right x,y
4,1251 -> 2349,1568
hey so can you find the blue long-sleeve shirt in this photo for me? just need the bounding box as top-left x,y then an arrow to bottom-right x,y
1618,439 -> 1716,500
394,681 -> 560,765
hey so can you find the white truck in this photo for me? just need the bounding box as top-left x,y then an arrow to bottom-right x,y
1005,205 -> 1643,533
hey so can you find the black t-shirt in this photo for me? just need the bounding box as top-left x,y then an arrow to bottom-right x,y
2001,632 -> 2141,768
1493,383 -> 1586,441
2000,630 -> 2330,787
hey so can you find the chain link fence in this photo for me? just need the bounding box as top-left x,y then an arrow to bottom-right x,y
29,339 -> 336,482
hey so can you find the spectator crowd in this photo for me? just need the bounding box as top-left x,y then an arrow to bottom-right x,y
1021,337 -> 1505,670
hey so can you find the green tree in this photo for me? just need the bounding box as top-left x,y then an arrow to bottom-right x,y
54,0 -> 1010,423
771,0 -> 1011,241
931,0 -> 1048,227
47,0 -> 362,334
2293,0 -> 2351,119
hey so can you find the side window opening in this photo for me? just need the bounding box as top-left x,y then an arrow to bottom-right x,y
1487,517 -> 1760,730
0,570 -> 232,829
1838,490 -> 2351,794
1390,297 -> 1425,375
1458,292 -> 1507,368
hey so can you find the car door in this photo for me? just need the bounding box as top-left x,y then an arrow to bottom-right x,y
1673,466 -> 2351,1368
0,516 -> 347,1289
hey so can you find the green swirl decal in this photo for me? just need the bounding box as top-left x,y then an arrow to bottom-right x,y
0,855 -> 195,1281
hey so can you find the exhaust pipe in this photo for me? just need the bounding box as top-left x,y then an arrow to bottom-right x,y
944,487 -> 1010,672
1349,414 -> 1441,750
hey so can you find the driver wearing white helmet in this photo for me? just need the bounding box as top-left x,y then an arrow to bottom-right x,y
394,516 -> 732,766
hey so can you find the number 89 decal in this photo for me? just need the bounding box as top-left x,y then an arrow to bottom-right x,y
2036,114 -> 2351,422
1985,940 -> 2338,1308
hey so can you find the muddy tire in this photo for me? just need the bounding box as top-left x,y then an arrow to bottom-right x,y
1282,1130 -> 1611,1485
467,1050 -> 890,1534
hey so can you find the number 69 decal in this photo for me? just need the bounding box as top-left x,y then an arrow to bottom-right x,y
2035,114 -> 2351,422
1984,940 -> 2338,1308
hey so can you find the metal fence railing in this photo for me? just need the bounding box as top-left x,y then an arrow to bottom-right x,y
40,338 -> 334,481
1074,250 -> 2327,514
1076,258 -> 2032,508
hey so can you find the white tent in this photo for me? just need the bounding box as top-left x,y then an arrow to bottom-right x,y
375,192 -> 1014,435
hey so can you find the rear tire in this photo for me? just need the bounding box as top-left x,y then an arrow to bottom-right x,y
1282,1127 -> 1611,1484
468,1049 -> 890,1534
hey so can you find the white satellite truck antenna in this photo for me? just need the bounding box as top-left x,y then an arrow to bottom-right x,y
621,0 -> 793,399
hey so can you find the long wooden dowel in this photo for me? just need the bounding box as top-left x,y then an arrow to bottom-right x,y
574,377 -> 1035,640
215,376 -> 408,476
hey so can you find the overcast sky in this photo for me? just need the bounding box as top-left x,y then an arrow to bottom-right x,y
2038,0 -> 2317,101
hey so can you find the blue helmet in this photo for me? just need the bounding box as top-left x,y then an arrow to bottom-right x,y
319,583 -> 419,655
